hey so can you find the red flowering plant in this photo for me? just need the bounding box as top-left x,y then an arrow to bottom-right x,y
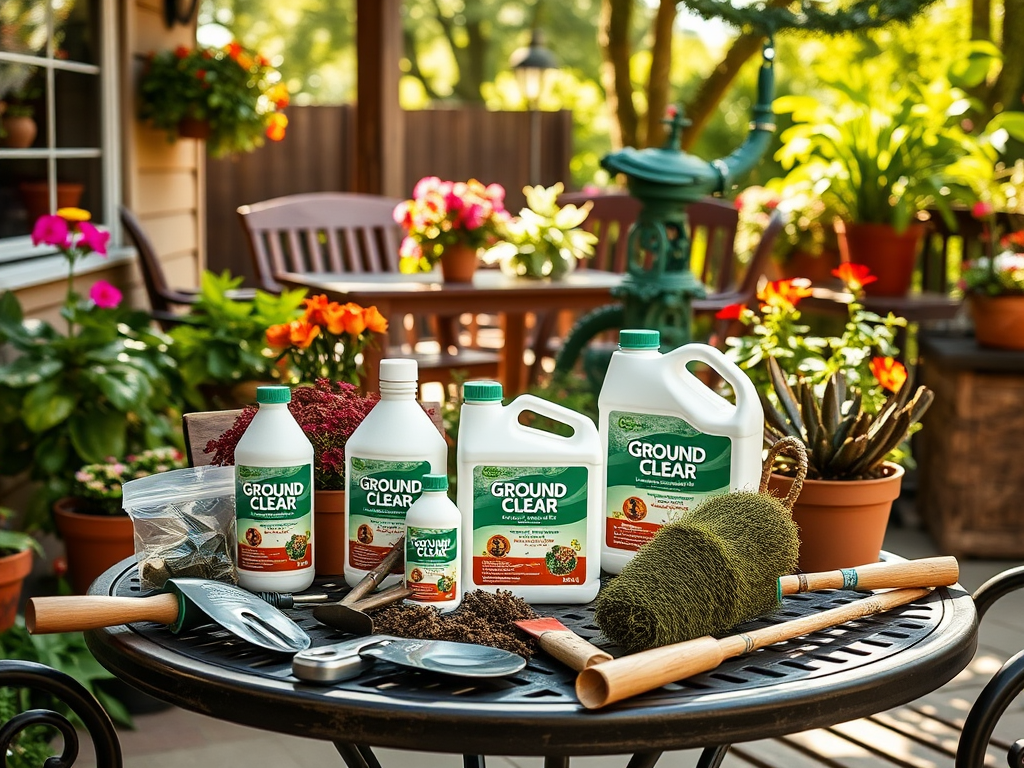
720,263 -> 906,413
960,201 -> 1024,297
394,177 -> 509,273
138,41 -> 288,158
0,209 -> 182,528
205,380 -> 380,490
266,295 -> 388,386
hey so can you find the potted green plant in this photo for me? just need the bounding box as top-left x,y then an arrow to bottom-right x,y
0,508 -> 43,633
168,270 -> 307,409
773,52 -> 1017,296
960,209 -> 1024,350
762,355 -> 934,571
137,42 -> 289,158
394,176 -> 509,282
483,182 -> 599,279
0,208 -> 184,530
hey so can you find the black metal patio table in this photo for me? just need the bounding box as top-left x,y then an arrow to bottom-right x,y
85,557 -> 977,768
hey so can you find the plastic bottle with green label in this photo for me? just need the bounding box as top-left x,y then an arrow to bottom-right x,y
234,385 -> 315,593
344,359 -> 447,589
457,380 -> 603,603
404,473 -> 462,612
598,330 -> 764,574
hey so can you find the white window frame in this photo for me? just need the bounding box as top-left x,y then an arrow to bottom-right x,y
0,0 -> 125,291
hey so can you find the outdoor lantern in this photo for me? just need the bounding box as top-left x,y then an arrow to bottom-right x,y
509,29 -> 558,109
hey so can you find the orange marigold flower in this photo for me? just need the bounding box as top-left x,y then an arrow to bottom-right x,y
320,302 -> 349,335
303,294 -> 334,327
339,303 -> 369,336
758,278 -> 812,309
832,263 -> 878,292
265,323 -> 293,349
870,356 -> 907,393
288,320 -> 320,350
715,303 -> 747,320
266,112 -> 288,141
363,305 -> 388,334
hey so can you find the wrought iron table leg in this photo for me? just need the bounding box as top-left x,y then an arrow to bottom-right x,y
543,758 -> 570,768
625,751 -> 663,768
333,743 -> 382,768
463,756 -> 486,768
695,745 -> 729,768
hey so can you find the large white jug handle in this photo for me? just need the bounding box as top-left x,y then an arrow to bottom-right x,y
508,394 -> 595,444
665,343 -> 759,407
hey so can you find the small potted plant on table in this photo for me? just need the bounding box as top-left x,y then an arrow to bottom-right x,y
961,212 -> 1024,350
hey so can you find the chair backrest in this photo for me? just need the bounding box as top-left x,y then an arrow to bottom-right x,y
686,198 -> 743,294
236,193 -> 405,293
119,205 -> 198,314
557,192 -> 641,274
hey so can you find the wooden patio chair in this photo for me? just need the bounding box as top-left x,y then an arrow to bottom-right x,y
236,192 -> 499,394
528,193 -> 783,382
119,205 -> 255,331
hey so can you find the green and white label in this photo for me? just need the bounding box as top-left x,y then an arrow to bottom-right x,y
348,456 -> 430,571
470,465 -> 589,586
236,464 -> 313,572
406,527 -> 458,602
605,411 -> 732,551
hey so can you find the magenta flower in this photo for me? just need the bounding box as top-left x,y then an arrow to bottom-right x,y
461,203 -> 487,230
972,201 -> 995,219
78,221 -> 110,256
31,215 -> 70,248
89,280 -> 122,309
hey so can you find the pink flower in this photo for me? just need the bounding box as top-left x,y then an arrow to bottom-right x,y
31,215 -> 70,248
78,221 -> 110,256
972,201 -> 994,219
461,203 -> 486,230
413,176 -> 441,199
89,280 -> 122,308
399,236 -> 421,259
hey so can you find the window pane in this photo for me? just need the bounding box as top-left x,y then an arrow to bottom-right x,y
54,69 -> 100,147
58,156 -> 103,222
0,3 -> 49,57
0,157 -> 47,237
0,63 -> 43,146
53,0 -> 100,67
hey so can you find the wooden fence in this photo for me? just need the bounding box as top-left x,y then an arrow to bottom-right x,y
205,106 -> 573,284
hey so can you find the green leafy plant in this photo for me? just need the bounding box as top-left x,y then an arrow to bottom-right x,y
734,180 -> 841,266
168,270 -> 306,408
0,508 -> 43,558
773,48 -> 1024,233
483,182 -> 599,279
138,42 -> 289,158
0,209 -> 183,530
763,355 -> 934,481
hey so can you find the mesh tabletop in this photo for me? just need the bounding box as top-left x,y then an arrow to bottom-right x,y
85,558 -> 977,757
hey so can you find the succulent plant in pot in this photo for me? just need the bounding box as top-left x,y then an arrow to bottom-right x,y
762,356 -> 934,571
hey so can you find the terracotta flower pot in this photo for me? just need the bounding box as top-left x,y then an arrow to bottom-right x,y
1,114 -> 37,149
314,489 -> 346,576
53,498 -> 136,594
178,116 -> 212,140
777,249 -> 841,284
0,548 -> 33,632
839,222 -> 926,296
969,294 -> 1024,351
439,243 -> 479,283
18,181 -> 85,225
768,463 -> 904,572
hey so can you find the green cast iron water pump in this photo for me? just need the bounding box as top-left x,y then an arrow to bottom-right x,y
554,41 -> 777,386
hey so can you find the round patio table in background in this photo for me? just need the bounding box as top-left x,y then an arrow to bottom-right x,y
85,557 -> 977,765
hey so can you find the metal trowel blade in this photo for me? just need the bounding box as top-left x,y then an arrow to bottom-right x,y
360,637 -> 527,678
166,578 -> 311,653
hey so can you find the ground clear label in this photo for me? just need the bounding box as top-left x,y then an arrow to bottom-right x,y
606,410 -> 732,551
471,465 -> 588,586
348,456 -> 430,571
406,526 -> 458,602
236,464 -> 313,572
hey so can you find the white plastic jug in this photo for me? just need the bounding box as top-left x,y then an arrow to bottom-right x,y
598,331 -> 764,574
457,381 -> 603,603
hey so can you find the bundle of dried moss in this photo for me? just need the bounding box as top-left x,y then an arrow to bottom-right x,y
371,589 -> 539,658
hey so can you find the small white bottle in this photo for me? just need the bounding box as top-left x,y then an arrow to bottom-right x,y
234,385 -> 315,593
344,359 -> 448,589
404,473 -> 462,613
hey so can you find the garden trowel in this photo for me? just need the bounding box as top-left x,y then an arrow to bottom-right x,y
25,577 -> 310,653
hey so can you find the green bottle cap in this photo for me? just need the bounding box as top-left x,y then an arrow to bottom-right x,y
619,329 -> 660,350
421,474 -> 449,492
256,386 -> 292,404
463,380 -> 503,402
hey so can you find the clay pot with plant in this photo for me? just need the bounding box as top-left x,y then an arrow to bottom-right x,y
763,356 -> 934,571
0,509 -> 43,632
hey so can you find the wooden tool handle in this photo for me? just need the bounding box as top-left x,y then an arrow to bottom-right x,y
341,536 -> 405,605
26,593 -> 181,634
350,585 -> 413,612
779,556 -> 959,596
537,631 -> 614,672
576,586 -> 931,709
